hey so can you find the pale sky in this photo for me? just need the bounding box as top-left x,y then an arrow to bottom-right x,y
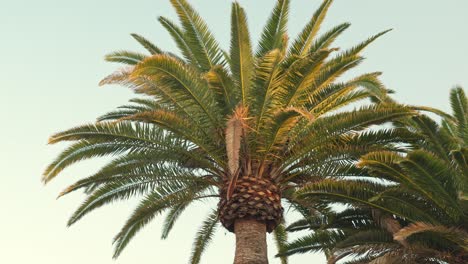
1,0 -> 467,263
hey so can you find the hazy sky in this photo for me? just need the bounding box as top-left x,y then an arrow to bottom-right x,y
1,0 -> 467,263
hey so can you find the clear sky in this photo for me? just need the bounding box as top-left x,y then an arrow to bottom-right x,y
1,0 -> 467,263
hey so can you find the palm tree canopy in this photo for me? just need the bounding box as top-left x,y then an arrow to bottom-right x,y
281,86 -> 468,263
44,0 -> 411,261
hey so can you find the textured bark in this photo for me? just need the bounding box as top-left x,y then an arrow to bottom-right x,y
234,219 -> 269,264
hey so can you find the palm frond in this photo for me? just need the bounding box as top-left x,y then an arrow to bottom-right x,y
158,16 -> 198,65
104,51 -> 147,65
307,22 -> 350,54
44,122 -> 176,182
273,221 -> 289,264
131,54 -> 222,128
450,86 -> 468,143
189,209 -> 219,264
170,0 -> 225,71
120,110 -> 224,166
204,65 -> 238,114
394,222 -> 468,250
288,0 -> 333,58
277,229 -> 347,257
112,181 -> 211,258
161,200 -> 191,239
256,0 -> 289,57
131,33 -> 163,54
230,2 -> 254,105
251,49 -> 285,133
399,150 -> 462,220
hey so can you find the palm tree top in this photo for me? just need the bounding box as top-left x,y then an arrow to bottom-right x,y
44,0 -> 411,262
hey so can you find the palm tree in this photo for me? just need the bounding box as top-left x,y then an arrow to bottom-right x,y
43,0 -> 411,263
280,87 -> 468,263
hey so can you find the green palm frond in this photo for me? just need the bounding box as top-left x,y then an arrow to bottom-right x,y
189,210 -> 219,264
104,50 -> 147,65
44,122 -> 174,182
332,29 -> 392,61
170,0 -> 225,71
67,166 -> 212,226
450,86 -> 468,143
296,179 -> 388,205
394,222 -> 468,251
131,54 -> 222,127
292,55 -> 365,107
277,229 -> 347,257
58,160 -> 216,198
97,98 -> 166,122
131,33 -> 163,54
112,181 -> 212,258
358,150 -> 463,222
256,0 -> 289,58
335,230 -> 393,249
398,150 -> 462,219
161,200 -> 191,239
284,105 -> 414,165
158,16 -> 199,65
230,2 -> 254,105
307,22 -> 350,54
410,115 -> 455,161
122,110 -> 224,164
204,65 -> 238,114
288,0 -> 333,58
251,49 -> 284,133
67,177 -> 160,226
278,48 -> 334,107
273,221 -> 289,264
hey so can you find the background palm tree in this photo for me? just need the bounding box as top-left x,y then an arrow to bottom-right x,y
280,87 -> 468,263
44,0 -> 411,263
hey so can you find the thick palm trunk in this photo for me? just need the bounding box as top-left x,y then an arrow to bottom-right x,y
234,219 -> 268,264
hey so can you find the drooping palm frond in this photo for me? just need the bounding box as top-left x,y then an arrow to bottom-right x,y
112,180 -> 215,258
273,221 -> 289,264
189,210 -> 219,264
394,222 -> 468,251
132,54 -> 222,127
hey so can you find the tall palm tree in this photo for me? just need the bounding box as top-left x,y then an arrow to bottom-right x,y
280,87 -> 468,263
44,0 -> 411,263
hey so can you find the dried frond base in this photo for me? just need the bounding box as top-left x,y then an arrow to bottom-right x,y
218,176 -> 283,233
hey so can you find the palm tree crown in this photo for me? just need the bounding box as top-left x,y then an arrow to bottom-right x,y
281,87 -> 468,263
44,0 -> 411,262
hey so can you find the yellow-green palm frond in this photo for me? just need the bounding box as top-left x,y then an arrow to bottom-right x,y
256,0 -> 290,58
204,65 -> 238,114
130,33 -> 163,54
170,0 -> 225,71
230,2 -> 255,105
288,0 -> 334,58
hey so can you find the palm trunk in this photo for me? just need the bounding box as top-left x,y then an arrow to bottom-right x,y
234,219 -> 268,264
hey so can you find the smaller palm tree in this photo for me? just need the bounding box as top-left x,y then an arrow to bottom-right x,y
279,87 -> 468,264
